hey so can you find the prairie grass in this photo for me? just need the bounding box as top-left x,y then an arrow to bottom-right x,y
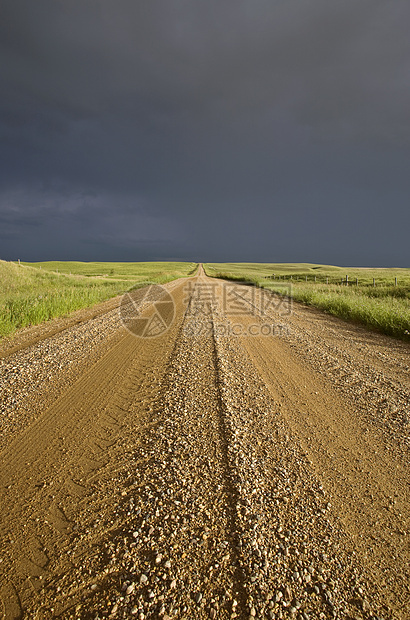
204,263 -> 410,340
21,260 -> 197,282
0,260 -> 196,337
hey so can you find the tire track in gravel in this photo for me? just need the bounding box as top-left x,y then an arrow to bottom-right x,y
1,270 -> 409,620
209,310 -> 249,614
61,275 -> 397,620
23,277 -> 251,619
211,278 -> 409,619
209,303 -> 373,620
0,280 -> 191,619
129,281 -> 251,619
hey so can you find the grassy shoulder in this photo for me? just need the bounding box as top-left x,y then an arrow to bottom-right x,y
204,263 -> 410,340
0,260 -> 197,338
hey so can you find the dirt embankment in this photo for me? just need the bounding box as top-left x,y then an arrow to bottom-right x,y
0,272 -> 408,619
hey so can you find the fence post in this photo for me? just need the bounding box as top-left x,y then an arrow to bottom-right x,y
314,276 -> 316,282
346,275 -> 349,286
395,277 -> 397,286
326,277 -> 329,285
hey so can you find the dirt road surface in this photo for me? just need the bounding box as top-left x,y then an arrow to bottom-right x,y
0,267 -> 409,619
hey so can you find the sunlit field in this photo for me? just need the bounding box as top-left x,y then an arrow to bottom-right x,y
204,263 -> 410,339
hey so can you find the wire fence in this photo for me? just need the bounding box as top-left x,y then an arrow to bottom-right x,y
265,274 -> 404,287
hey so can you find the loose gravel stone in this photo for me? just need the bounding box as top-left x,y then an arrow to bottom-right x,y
2,272 -> 407,619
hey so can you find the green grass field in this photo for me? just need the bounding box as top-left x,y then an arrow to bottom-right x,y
21,261 -> 197,282
204,263 -> 410,340
0,260 -> 197,338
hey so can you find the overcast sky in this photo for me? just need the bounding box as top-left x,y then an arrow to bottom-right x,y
1,0 -> 409,265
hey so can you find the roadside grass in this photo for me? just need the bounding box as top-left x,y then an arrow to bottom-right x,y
0,260 -> 197,337
204,263 -> 410,340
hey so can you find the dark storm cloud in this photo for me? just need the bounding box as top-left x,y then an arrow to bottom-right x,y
1,0 -> 409,264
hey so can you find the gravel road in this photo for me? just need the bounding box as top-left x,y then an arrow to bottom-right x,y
0,269 -> 408,620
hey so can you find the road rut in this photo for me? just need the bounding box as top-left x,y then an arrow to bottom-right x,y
0,271 -> 409,619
